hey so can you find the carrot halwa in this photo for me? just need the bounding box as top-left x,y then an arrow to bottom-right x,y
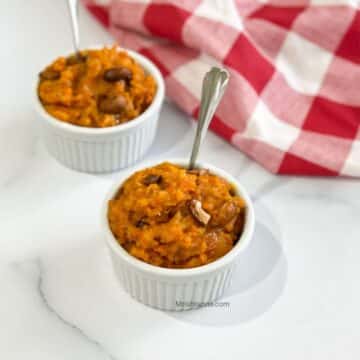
108,163 -> 246,269
38,46 -> 156,128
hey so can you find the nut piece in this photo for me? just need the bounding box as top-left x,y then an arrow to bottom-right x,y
233,212 -> 244,235
103,67 -> 133,83
98,95 -> 127,114
66,54 -> 87,66
135,218 -> 149,228
39,69 -> 60,81
143,174 -> 162,186
211,201 -> 238,227
114,186 -> 124,199
189,199 -> 211,226
156,207 -> 175,223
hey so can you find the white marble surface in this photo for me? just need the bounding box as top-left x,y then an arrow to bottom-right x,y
1,1 -> 360,359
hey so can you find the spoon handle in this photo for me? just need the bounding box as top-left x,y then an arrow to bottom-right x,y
67,0 -> 80,55
188,67 -> 229,170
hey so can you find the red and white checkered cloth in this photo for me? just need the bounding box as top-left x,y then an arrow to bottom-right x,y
84,0 -> 360,176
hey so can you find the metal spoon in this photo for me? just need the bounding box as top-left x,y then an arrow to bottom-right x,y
188,67 -> 230,170
67,0 -> 81,57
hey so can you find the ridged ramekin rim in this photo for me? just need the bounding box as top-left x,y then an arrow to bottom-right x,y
102,158 -> 255,278
33,45 -> 165,136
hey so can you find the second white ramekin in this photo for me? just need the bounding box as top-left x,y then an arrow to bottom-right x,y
102,159 -> 255,311
34,47 -> 165,173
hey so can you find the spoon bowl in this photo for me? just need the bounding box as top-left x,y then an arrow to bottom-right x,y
188,67 -> 229,169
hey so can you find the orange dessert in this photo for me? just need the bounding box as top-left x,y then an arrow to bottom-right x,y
108,162 -> 246,269
38,46 -> 156,128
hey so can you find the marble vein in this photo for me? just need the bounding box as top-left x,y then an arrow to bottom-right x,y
35,259 -> 119,360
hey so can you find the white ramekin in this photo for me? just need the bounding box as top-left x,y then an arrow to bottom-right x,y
102,159 -> 255,311
34,47 -> 165,173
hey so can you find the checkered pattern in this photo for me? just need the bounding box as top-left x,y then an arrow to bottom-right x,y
83,0 -> 360,176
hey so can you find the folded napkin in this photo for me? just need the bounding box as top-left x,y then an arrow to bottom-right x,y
84,0 -> 360,176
